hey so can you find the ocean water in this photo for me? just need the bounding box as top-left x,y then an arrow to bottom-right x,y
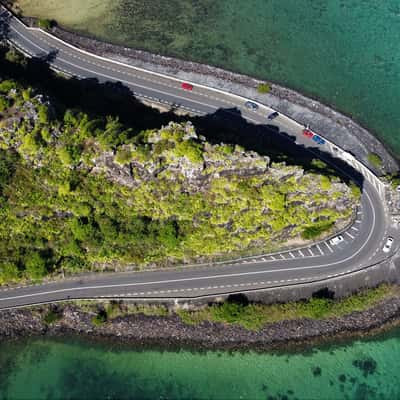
18,0 -> 400,158
1,329 -> 400,400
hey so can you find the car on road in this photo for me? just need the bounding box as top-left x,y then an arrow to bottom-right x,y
383,236 -> 394,253
245,101 -> 259,110
181,82 -> 193,91
267,111 -> 279,120
329,235 -> 344,246
312,135 -> 326,145
302,128 -> 314,138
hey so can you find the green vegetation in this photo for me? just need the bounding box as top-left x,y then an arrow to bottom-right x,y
301,221 -> 334,240
367,152 -> 383,168
0,77 -> 358,284
91,308 -> 108,326
43,309 -> 62,324
257,82 -> 271,94
177,285 -> 395,330
386,173 -> 400,190
38,18 -> 54,29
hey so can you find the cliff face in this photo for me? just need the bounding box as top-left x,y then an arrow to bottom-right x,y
0,79 -> 359,284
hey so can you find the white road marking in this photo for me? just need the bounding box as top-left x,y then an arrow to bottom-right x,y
351,226 -> 359,231
298,250 -> 305,257
345,231 -> 355,240
316,244 -> 324,255
289,252 -> 295,259
325,242 -> 334,253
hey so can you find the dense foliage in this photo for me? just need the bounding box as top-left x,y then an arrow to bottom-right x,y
0,79 -> 358,284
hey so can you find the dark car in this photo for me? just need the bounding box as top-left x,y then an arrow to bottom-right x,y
312,135 -> 325,145
245,101 -> 258,110
267,111 -> 279,120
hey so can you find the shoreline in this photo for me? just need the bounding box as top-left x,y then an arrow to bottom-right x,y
2,289 -> 400,352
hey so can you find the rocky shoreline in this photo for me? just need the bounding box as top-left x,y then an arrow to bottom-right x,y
1,293 -> 400,351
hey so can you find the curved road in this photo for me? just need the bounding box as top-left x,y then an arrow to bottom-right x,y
0,7 -> 395,309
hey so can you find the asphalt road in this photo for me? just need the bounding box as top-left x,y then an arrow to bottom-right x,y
0,7 -> 395,309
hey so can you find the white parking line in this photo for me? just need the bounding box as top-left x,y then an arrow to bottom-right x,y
271,255 -> 276,260
351,226 -> 359,231
325,242 -> 334,253
298,250 -> 305,257
355,220 -> 361,224
345,231 -> 355,240
316,244 -> 324,255
308,247 -> 314,256
289,252 -> 295,259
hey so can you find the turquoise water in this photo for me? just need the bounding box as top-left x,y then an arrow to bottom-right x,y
102,0 -> 400,158
1,329 -> 400,399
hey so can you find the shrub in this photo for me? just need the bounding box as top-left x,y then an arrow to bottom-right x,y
0,262 -> 19,284
320,175 -> 331,190
350,182 -> 361,199
367,152 -> 383,168
257,82 -> 271,94
0,80 -> 17,94
92,309 -> 108,326
57,147 -> 73,166
24,252 -> 47,279
301,221 -> 334,239
0,96 -> 10,112
43,309 -> 62,324
5,49 -> 25,65
38,105 -> 49,124
38,19 -> 53,30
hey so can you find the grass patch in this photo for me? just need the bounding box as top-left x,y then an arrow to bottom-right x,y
257,82 -> 271,94
367,152 -> 383,168
177,285 -> 395,330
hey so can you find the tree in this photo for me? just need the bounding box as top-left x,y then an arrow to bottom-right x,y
24,252 -> 47,279
0,262 -> 19,283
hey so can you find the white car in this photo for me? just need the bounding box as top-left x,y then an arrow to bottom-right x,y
383,237 -> 394,253
329,235 -> 344,246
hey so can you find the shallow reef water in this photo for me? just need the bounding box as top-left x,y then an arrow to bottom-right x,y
0,328 -> 399,399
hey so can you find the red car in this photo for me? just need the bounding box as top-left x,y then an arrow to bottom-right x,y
181,82 -> 193,91
302,128 -> 314,138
